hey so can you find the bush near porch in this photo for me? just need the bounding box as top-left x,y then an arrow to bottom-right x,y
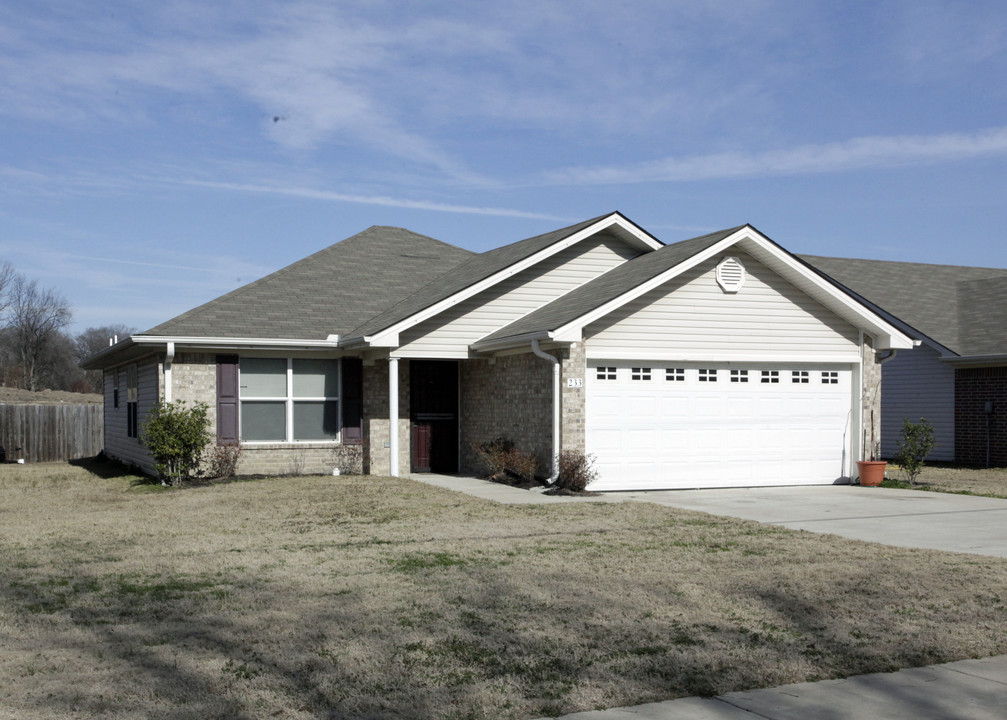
2,460 -> 1007,720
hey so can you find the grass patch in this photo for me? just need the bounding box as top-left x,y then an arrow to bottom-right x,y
882,463 -> 1007,498
1,462 -> 1006,718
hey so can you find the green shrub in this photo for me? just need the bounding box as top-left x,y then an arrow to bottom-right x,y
893,417 -> 936,485
556,450 -> 597,492
140,401 -> 210,486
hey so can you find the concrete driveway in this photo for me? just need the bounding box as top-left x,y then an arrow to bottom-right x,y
621,485 -> 1007,558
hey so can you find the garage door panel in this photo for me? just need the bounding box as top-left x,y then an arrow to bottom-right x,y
587,362 -> 852,491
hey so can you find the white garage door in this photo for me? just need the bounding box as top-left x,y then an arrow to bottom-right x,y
586,362 -> 853,491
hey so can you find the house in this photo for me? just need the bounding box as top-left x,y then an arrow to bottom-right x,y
799,256 -> 1007,467
82,212 -> 915,490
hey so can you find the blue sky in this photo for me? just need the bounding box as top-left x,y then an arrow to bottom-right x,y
2,1 -> 1006,334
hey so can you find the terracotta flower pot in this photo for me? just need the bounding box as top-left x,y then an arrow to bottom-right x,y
856,460 -> 887,486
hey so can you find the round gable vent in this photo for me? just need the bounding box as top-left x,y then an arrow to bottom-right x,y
716,256 -> 745,293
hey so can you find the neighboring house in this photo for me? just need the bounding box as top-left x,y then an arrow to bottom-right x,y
801,256 -> 1007,467
83,213 -> 914,490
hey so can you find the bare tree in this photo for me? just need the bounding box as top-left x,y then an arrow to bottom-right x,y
74,324 -> 136,393
9,275 -> 72,391
0,261 -> 15,315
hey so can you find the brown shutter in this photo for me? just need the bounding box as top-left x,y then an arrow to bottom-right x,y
341,358 -> 363,445
216,355 -> 239,445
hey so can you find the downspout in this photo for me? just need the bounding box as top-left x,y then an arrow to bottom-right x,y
531,339 -> 560,483
164,341 -> 175,404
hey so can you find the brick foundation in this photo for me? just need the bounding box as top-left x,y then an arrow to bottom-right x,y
955,367 -> 1007,467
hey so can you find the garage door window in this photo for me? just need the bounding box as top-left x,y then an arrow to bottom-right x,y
666,368 -> 685,382
792,370 -> 810,384
822,371 -> 839,384
730,369 -> 749,383
631,367 -> 652,381
699,368 -> 717,382
761,370 -> 780,384
596,367 -> 617,380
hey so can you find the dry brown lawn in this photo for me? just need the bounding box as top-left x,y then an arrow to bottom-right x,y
884,464 -> 1007,498
3,460 -> 1007,720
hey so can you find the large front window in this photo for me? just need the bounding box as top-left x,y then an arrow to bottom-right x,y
239,358 -> 340,442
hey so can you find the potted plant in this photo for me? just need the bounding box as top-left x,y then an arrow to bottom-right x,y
856,378 -> 886,486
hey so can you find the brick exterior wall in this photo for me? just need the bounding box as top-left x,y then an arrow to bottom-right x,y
459,343 -> 586,478
862,337 -> 883,460
955,367 -> 1007,467
560,342 -> 586,454
460,351 -> 552,475
168,353 -> 366,477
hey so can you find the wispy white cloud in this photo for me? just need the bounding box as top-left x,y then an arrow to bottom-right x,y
184,179 -> 569,220
544,126 -> 1007,185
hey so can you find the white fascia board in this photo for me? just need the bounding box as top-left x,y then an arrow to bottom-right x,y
471,330 -> 556,354
366,213 -> 660,348
553,226 -> 915,350
130,335 -> 342,351
735,236 -> 915,350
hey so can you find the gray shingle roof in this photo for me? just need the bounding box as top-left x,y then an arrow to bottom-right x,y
800,255 -> 1007,357
144,226 -> 474,340
479,226 -> 745,343
345,213 -> 622,339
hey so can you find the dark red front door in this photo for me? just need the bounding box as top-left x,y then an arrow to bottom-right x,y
409,361 -> 459,473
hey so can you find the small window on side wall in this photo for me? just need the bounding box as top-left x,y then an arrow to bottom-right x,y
126,365 -> 138,439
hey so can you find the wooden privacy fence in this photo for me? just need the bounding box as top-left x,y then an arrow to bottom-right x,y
0,403 -> 103,463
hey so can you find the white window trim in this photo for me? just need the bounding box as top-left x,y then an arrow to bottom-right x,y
239,358 -> 342,445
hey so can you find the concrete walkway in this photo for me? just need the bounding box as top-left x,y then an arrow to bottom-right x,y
411,473 -> 629,504
541,654 -> 1007,720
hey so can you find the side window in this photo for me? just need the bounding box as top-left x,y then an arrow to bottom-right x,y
126,365 -> 138,439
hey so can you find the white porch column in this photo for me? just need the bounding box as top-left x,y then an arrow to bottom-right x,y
389,356 -> 399,477
164,341 -> 175,403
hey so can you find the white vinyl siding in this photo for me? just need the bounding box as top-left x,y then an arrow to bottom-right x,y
585,251 -> 859,361
397,232 -> 639,358
104,360 -> 158,473
880,344 -> 954,461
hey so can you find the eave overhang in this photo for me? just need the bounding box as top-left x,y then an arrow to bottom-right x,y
81,335 -> 343,370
